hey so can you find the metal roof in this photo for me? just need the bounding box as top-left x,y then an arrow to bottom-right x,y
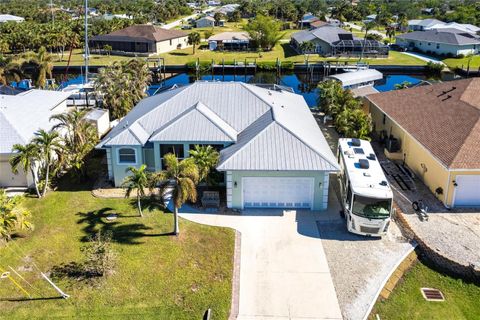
0,14 -> 24,22
327,69 -> 383,87
98,81 -> 339,172
0,90 -> 70,154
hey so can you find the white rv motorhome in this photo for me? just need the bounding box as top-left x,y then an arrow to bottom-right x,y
337,138 -> 393,237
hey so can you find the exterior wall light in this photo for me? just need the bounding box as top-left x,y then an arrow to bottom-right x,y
453,180 -> 458,187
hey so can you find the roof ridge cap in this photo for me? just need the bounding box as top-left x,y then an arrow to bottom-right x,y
195,101 -> 238,141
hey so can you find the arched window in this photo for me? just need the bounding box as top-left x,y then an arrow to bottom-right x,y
118,148 -> 136,164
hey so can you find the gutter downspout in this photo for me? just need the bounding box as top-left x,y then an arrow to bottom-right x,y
444,169 -> 452,209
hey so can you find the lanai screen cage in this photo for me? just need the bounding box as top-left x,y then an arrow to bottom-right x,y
331,39 -> 389,57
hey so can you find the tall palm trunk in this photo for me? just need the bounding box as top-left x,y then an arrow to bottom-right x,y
173,206 -> 179,235
30,167 -> 41,198
42,161 -> 50,197
137,192 -> 143,217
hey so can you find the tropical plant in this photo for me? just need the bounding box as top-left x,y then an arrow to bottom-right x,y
95,59 -> 152,119
213,12 -> 225,25
103,44 -> 113,56
151,154 -> 199,235
394,81 -> 412,90
360,21 -> 377,62
0,190 -> 33,242
245,15 -> 283,51
299,41 -> 315,63
0,55 -> 22,85
122,165 -> 150,217
32,129 -> 61,196
50,109 -> 98,178
10,143 -> 42,198
21,46 -> 54,88
189,145 -> 219,184
187,32 -> 201,54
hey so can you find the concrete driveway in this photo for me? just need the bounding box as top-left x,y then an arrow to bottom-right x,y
179,209 -> 342,319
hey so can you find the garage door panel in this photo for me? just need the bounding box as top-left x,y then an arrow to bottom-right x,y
243,177 -> 314,209
454,175 -> 480,207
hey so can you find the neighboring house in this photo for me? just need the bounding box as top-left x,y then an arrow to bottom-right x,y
428,22 -> 480,35
216,4 -> 240,16
0,90 -> 70,188
208,0 -> 221,6
89,25 -> 189,55
299,13 -> 319,29
310,20 -> 329,29
396,29 -> 480,57
291,26 -> 388,56
208,32 -> 250,51
100,13 -> 133,20
0,14 -> 24,23
196,16 -> 215,28
364,78 -> 480,208
97,81 -> 339,211
363,14 -> 377,23
408,18 -> 444,31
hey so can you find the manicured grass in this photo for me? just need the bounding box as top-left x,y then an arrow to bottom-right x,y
443,56 -> 480,70
370,261 -> 480,320
51,45 -> 426,67
0,190 -> 234,319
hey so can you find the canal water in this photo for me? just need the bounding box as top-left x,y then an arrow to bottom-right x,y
54,71 -> 427,108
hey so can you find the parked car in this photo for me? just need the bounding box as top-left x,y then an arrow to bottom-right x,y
181,25 -> 193,30
389,44 -> 407,52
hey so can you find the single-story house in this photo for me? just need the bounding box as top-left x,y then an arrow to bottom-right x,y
208,32 -> 250,51
291,26 -> 388,56
363,14 -> 377,24
0,90 -> 71,188
216,4 -> 240,16
428,22 -> 480,35
0,14 -> 24,23
208,0 -> 221,6
408,18 -> 444,31
299,13 -> 319,29
99,13 -> 133,21
396,29 -> 480,57
310,20 -> 329,29
89,25 -> 189,55
196,16 -> 215,28
364,78 -> 480,208
97,81 -> 339,211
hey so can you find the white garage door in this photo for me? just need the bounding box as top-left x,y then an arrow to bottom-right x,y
242,177 -> 314,209
454,175 -> 480,207
0,161 -> 27,187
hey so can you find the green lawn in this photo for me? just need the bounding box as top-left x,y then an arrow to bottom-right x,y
0,187 -> 234,319
443,56 -> 480,70
370,261 -> 480,320
52,45 -> 426,67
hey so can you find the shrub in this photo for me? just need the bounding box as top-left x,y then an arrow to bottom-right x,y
457,53 -> 465,59
81,231 -> 117,277
186,60 -> 211,71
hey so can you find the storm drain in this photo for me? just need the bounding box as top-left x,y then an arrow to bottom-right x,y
421,288 -> 445,301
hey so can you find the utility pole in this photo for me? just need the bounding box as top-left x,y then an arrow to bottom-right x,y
84,0 -> 89,84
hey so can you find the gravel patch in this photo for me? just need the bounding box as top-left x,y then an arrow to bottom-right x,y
317,216 -> 414,320
403,212 -> 480,269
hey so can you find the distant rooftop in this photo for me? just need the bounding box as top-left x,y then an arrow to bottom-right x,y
91,25 -> 187,43
396,29 -> 480,45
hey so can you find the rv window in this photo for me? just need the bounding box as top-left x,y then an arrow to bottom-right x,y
346,185 -> 352,209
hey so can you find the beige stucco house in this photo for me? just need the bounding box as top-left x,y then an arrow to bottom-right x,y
364,78 -> 480,208
90,25 -> 190,56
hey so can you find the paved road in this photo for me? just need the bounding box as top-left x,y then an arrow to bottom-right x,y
344,22 -> 386,39
163,7 -> 214,29
179,209 -> 343,320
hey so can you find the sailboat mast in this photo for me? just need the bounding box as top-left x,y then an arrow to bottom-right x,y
84,0 -> 89,83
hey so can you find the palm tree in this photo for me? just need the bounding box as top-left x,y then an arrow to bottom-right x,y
152,154 -> 199,235
32,129 -> 61,197
22,46 -> 54,88
122,165 -> 150,217
189,145 -> 219,184
187,32 -> 201,54
0,55 -> 22,85
360,21 -> 376,62
50,109 -> 98,177
299,41 -> 315,64
10,143 -> 42,198
0,190 -> 33,242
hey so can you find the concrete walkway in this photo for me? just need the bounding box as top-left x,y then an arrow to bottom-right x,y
179,209 -> 343,320
400,52 -> 446,65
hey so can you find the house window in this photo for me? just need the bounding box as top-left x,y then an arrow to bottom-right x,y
160,144 -> 184,168
118,148 -> 137,164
